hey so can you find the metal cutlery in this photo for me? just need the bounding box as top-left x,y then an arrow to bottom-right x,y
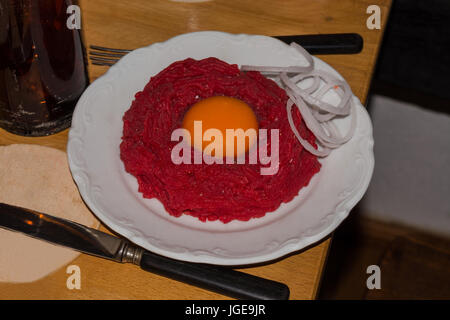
88,33 -> 363,66
0,202 -> 290,300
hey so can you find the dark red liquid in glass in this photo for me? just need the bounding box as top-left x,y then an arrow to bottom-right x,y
0,0 -> 88,136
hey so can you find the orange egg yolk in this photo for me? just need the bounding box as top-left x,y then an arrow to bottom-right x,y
182,96 -> 259,158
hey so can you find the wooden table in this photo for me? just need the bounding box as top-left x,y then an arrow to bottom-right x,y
0,0 -> 391,299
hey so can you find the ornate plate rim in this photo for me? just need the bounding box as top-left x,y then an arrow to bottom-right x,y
67,31 -> 374,265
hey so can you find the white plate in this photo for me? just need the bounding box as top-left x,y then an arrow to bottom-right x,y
67,31 -> 374,265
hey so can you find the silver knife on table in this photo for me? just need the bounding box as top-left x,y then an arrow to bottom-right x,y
0,202 -> 289,300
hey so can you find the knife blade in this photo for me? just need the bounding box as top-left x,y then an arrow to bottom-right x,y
0,202 -> 289,300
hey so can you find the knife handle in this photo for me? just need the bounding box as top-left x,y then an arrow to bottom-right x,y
274,33 -> 363,54
139,250 -> 290,300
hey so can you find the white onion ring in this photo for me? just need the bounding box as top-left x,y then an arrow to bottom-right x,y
286,99 -> 331,157
240,42 -> 356,157
241,41 -> 314,75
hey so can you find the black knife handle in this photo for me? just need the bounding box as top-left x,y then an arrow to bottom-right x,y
139,250 -> 290,300
274,33 -> 363,54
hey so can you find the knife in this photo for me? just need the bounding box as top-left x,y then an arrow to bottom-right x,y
0,202 -> 289,300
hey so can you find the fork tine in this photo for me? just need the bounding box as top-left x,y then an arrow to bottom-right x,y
89,56 -> 120,63
91,61 -> 115,66
89,50 -> 125,58
88,45 -> 134,67
89,45 -> 132,53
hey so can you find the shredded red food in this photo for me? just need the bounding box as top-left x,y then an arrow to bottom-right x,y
120,57 -> 321,223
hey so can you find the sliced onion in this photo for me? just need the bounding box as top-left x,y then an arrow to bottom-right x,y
241,40 -> 315,75
286,100 -> 331,157
240,42 -> 356,157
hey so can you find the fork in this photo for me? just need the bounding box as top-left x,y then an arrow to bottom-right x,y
89,45 -> 132,66
88,33 -> 363,66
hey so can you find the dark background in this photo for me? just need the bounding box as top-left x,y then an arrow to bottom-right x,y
318,0 -> 450,299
